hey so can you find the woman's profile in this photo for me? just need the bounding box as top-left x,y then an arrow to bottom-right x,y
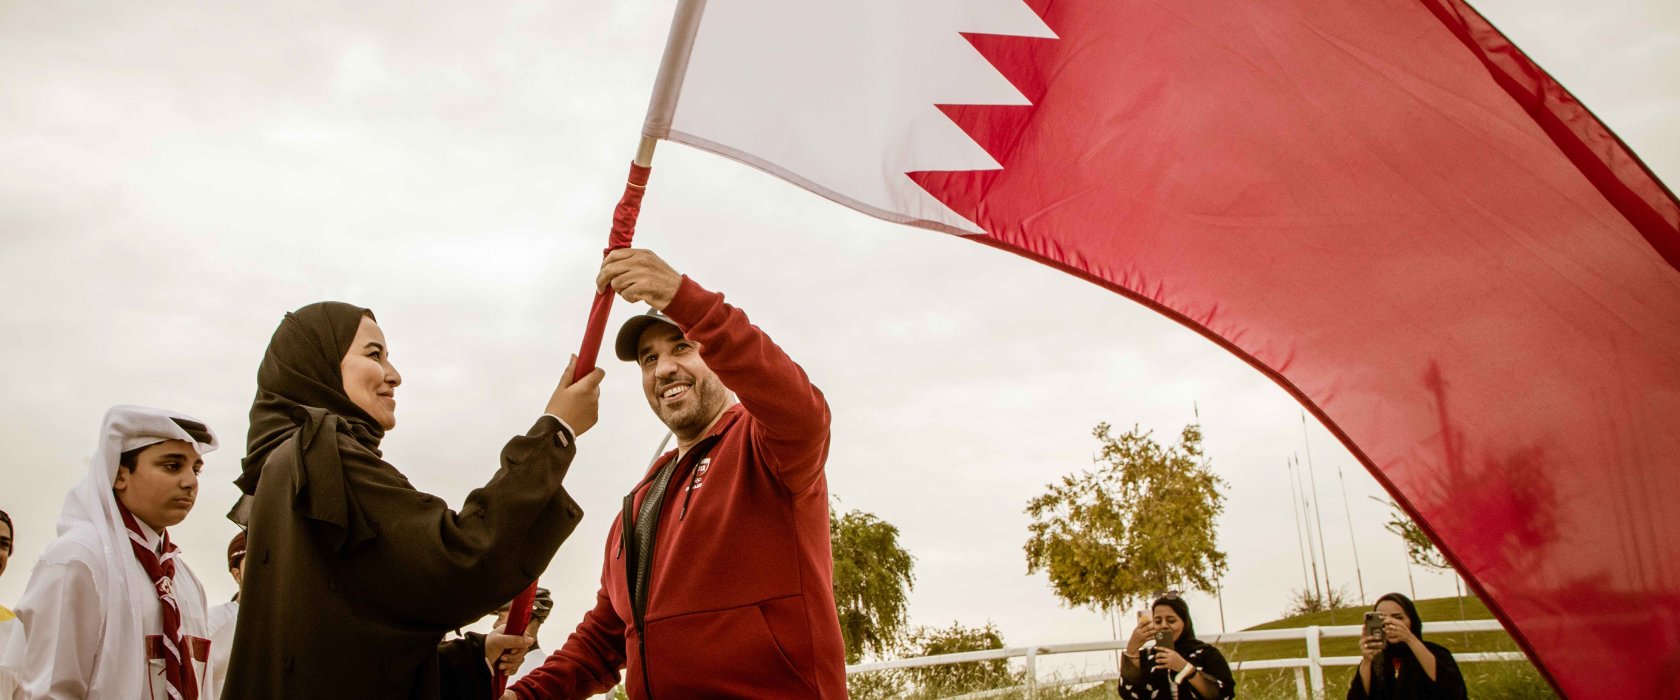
222,302 -> 603,698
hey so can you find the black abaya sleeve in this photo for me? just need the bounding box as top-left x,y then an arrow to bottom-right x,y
339,416 -> 585,629
1417,643 -> 1468,700
1348,666 -> 1373,699
1185,644 -> 1237,699
437,633 -> 490,698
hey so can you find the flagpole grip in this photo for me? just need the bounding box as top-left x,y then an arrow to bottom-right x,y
572,159 -> 654,380
494,157 -> 655,698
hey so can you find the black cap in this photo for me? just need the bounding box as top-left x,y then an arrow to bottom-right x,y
614,309 -> 681,362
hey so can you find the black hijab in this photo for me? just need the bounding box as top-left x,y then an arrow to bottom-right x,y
1140,595 -> 1237,698
1358,592 -> 1466,699
1374,592 -> 1425,654
231,302 -> 385,550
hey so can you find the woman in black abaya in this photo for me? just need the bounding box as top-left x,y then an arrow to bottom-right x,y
1119,593 -> 1237,699
1349,592 -> 1468,699
221,302 -> 603,699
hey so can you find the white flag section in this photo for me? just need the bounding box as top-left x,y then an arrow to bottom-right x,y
643,0 -> 1055,234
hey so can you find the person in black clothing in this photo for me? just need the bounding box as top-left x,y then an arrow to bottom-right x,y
222,302 -> 603,699
1350,592 -> 1468,699
1119,593 -> 1236,699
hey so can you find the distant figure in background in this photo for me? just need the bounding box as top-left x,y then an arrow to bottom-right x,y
221,302 -> 602,699
439,588 -> 558,696
0,508 -> 16,696
1350,593 -> 1467,699
0,406 -> 220,699
207,529 -> 247,699
438,621 -> 542,698
1120,593 -> 1236,699
493,588 -> 555,681
0,508 -> 13,619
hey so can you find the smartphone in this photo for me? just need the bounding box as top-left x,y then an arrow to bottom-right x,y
1153,628 -> 1172,648
1363,611 -> 1384,639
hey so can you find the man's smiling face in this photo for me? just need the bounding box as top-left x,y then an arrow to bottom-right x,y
637,324 -> 729,439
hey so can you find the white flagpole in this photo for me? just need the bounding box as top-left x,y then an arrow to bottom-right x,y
1286,458 -> 1312,595
1301,414 -> 1336,621
1337,464 -> 1367,605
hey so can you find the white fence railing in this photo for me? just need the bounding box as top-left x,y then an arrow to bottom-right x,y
845,619 -> 1521,699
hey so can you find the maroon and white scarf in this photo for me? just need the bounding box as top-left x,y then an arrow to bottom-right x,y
115,500 -> 198,700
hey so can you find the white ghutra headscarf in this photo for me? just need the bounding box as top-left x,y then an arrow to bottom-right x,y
0,405 -> 219,699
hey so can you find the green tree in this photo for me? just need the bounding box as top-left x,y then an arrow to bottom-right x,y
831,506 -> 916,664
1024,422 -> 1228,618
1377,497 -> 1472,623
1375,497 -> 1449,569
901,621 -> 1016,697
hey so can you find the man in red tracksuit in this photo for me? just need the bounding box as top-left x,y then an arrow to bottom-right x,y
508,248 -> 846,699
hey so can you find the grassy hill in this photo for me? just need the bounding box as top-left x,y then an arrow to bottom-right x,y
849,596 -> 1557,699
1218,596 -> 1554,699
1007,596 -> 1553,700
1222,595 -> 1511,663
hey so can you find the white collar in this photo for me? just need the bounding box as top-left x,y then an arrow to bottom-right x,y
132,518 -> 165,556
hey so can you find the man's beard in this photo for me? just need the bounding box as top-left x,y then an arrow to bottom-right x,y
656,374 -> 727,435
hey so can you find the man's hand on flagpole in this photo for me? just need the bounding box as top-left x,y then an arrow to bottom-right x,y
597,248 -> 682,310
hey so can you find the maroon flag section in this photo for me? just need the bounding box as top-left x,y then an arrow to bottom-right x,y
906,1 -> 1679,696
640,0 -> 1679,694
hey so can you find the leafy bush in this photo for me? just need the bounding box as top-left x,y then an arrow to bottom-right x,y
901,621 -> 1019,698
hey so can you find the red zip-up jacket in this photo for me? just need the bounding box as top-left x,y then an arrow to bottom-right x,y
512,277 -> 845,699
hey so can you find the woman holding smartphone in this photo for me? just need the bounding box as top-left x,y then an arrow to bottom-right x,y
1350,592 -> 1467,699
1119,592 -> 1236,699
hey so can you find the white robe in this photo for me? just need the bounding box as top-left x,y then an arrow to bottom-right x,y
0,615 -> 19,698
0,405 -> 219,700
206,601 -> 238,700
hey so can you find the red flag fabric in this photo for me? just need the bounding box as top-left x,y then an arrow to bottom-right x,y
643,0 -> 1680,696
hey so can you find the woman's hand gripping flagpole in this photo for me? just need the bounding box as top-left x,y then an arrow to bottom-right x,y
493,139 -> 658,698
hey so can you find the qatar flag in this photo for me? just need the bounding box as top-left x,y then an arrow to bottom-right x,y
637,0 -> 1680,696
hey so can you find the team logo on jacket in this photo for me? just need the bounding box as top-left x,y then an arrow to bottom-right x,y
688,458 -> 711,492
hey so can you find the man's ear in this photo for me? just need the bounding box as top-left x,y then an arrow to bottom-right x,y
113,466 -> 131,492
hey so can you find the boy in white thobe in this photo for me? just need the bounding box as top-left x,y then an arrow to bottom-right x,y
0,405 -> 219,699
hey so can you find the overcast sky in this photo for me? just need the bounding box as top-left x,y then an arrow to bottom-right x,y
1,0 -> 1675,680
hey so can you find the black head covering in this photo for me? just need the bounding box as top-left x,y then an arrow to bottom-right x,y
239,301 -> 382,491
1140,594 -> 1236,698
500,587 -> 556,626
230,302 -> 385,550
0,508 -> 12,553
1152,595 -> 1201,652
1374,592 -> 1425,651
532,587 -> 555,624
